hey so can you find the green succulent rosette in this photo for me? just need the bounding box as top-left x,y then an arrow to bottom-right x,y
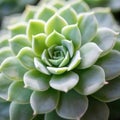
0,0 -> 120,120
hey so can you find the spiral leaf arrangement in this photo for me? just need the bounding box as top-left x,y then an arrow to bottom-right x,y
0,0 -> 120,120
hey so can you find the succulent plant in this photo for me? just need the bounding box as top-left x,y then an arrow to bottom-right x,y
0,0 -> 120,120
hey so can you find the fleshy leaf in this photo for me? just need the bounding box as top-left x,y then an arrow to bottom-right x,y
10,35 -> 31,55
8,22 -> 27,37
59,7 -> 77,24
53,1 -> 64,9
71,0 -> 89,13
34,57 -> 51,75
35,6 -> 56,21
78,12 -> 98,45
46,31 -> 65,47
59,52 -> 69,67
62,40 -> 74,58
114,39 -> 120,51
45,110 -> 71,120
0,57 -> 27,80
17,47 -> 35,69
0,47 -> 13,64
93,76 -> 120,102
75,65 -> 105,95
8,81 -> 32,104
0,101 -> 10,120
32,33 -> 47,56
0,73 -> 12,100
81,97 -> 109,120
41,49 -> 52,66
27,20 -> 45,41
10,102 -> 33,120
93,27 -> 118,56
56,90 -> 88,119
47,67 -> 67,75
30,89 -> 59,114
45,14 -> 67,34
0,37 -> 9,48
68,50 -> 81,71
97,50 -> 120,80
24,69 -> 50,91
79,42 -> 102,69
62,24 -> 81,50
50,71 -> 79,92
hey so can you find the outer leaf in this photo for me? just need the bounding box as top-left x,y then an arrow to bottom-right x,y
10,35 -> 31,55
35,6 -> 56,21
75,65 -> 105,95
47,67 -> 67,75
0,57 -> 27,80
0,47 -> 13,64
0,73 -> 12,100
8,81 -> 32,104
93,76 -> 120,102
56,90 -> 88,119
8,22 -> 27,37
114,39 -> 120,51
46,31 -> 65,47
10,102 -> 33,120
45,110 -> 73,120
81,97 -> 109,120
78,12 -> 98,45
0,36 -> 9,48
71,0 -> 89,13
62,24 -> 81,50
93,27 -> 118,56
45,14 -> 67,34
50,71 -> 79,92
68,50 -> 81,71
17,47 -> 35,69
0,101 -> 10,120
32,33 -> 47,56
34,57 -> 51,75
24,69 -> 50,91
30,89 -> 59,114
97,50 -> 120,80
59,7 -> 77,24
79,42 -> 102,69
27,20 -> 45,41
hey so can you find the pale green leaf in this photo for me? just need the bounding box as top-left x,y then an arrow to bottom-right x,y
62,24 -> 81,50
27,20 -> 45,41
78,12 -> 98,45
75,65 -> 105,95
10,35 -> 31,55
30,89 -> 59,114
34,57 -> 51,75
50,71 -> 79,92
81,97 -> 109,120
45,14 -> 67,34
68,50 -> 81,71
97,50 -> 120,80
24,69 -> 50,91
93,76 -> 120,102
17,47 -> 35,69
46,31 -> 65,47
47,67 -> 67,75
62,40 -> 74,58
56,90 -> 88,119
32,33 -> 47,56
10,102 -> 33,120
79,42 -> 102,69
35,6 -> 56,21
93,27 -> 118,56
8,81 -> 32,104
0,57 -> 27,80
59,7 -> 77,24
0,73 -> 12,100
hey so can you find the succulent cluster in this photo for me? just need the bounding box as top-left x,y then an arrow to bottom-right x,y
0,0 -> 120,120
